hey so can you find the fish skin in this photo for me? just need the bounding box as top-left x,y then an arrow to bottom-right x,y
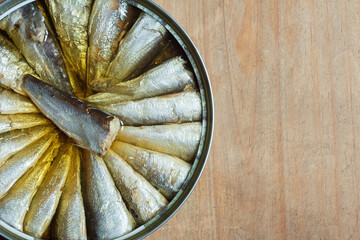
22,74 -> 120,156
24,143 -> 72,238
53,146 -> 87,240
87,0 -> 138,88
0,88 -> 39,114
0,125 -> 55,166
82,151 -> 136,240
0,133 -> 58,199
103,150 -> 168,224
0,113 -> 50,134
99,91 -> 202,126
45,0 -> 92,82
106,12 -> 169,83
111,141 -> 191,199
116,122 -> 201,162
0,140 -> 59,231
89,57 -> 195,103
0,3 -> 74,94
0,33 -> 36,95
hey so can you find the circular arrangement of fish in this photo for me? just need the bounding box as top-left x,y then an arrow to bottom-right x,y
0,0 -> 203,239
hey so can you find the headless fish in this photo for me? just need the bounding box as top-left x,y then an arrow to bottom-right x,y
105,12 -> 169,83
87,0 -> 138,88
45,0 -> 92,82
0,113 -> 50,134
103,150 -> 168,224
89,57 -> 195,105
0,125 -> 55,166
116,122 -> 202,162
0,133 -> 58,198
0,88 -> 39,114
22,75 -> 120,156
99,91 -> 202,126
0,33 -> 36,95
53,146 -> 87,240
0,3 -> 73,94
82,151 -> 136,240
24,143 -> 72,238
0,140 -> 60,231
111,141 -> 191,199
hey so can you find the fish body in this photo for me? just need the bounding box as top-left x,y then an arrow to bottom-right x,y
0,34 -> 36,95
0,113 -> 50,134
111,142 -> 191,199
46,0 -> 92,82
0,88 -> 39,114
87,0 -> 137,88
106,12 -> 169,83
53,146 -> 87,240
0,133 -> 57,198
100,91 -> 202,125
90,57 -> 194,103
82,151 -> 135,240
103,150 -> 168,224
0,3 -> 73,94
0,125 -> 54,166
0,141 -> 59,231
23,75 -> 120,156
24,144 -> 72,238
116,122 -> 201,162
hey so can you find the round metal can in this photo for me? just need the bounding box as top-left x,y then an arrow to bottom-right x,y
0,0 -> 214,239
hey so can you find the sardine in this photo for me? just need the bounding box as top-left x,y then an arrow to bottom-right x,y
103,150 -> 168,224
53,146 -> 87,240
90,57 -> 195,102
0,125 -> 55,166
0,113 -> 50,134
0,140 -> 59,231
0,33 -> 36,95
0,88 -> 39,114
0,3 -> 73,94
24,143 -> 72,238
82,151 -> 135,240
105,12 -> 169,83
45,0 -> 92,82
99,91 -> 202,125
87,0 -> 138,88
116,122 -> 201,162
111,141 -> 191,199
0,133 -> 58,198
23,75 -> 120,156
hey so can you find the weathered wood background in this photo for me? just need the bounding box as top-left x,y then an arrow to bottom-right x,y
148,0 -> 360,239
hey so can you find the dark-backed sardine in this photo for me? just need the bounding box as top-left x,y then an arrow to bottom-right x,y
103,150 -> 168,224
23,75 -> 120,156
82,151 -> 135,240
0,3 -> 73,94
111,142 -> 191,199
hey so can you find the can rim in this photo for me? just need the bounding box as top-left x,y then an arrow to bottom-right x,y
0,0 -> 214,239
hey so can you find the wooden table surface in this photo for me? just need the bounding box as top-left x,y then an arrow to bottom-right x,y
148,1 -> 360,239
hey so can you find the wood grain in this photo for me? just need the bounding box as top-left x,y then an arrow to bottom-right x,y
148,0 -> 360,239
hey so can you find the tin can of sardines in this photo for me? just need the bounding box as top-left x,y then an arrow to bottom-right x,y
0,0 -> 213,239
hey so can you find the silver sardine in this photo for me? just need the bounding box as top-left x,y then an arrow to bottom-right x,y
105,12 -> 169,83
99,91 -> 202,125
0,88 -> 39,114
0,33 -> 36,95
103,150 -> 168,224
116,122 -> 201,162
82,151 -> 136,240
111,141 -> 191,199
0,113 -> 50,134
